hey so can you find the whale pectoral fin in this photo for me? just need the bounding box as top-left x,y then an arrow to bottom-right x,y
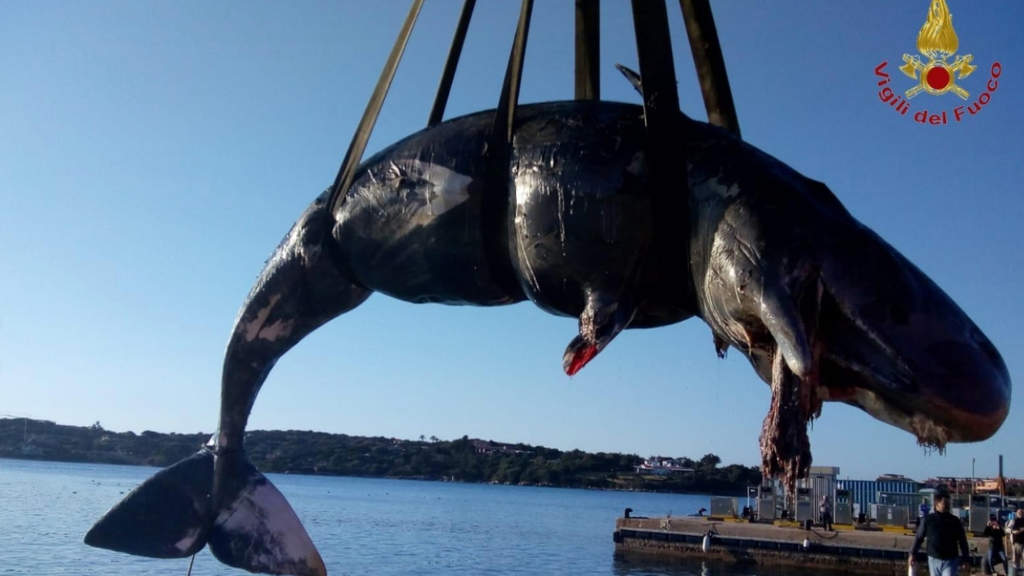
208,456 -> 326,576
84,449 -> 214,558
758,281 -> 813,380
615,64 -> 644,97
563,292 -> 637,375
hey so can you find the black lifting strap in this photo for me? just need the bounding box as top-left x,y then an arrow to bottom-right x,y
575,0 -> 600,101
629,0 -> 694,304
630,0 -> 684,192
679,0 -> 740,137
493,0 -> 534,148
328,0 -> 423,216
428,0 -> 477,128
478,0 -> 534,299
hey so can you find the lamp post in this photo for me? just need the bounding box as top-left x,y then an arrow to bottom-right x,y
970,457 -> 975,497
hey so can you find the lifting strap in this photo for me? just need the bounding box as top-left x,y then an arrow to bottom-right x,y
328,0 -> 423,215
428,0 -> 477,128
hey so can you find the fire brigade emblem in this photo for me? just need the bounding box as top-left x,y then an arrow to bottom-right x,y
899,0 -> 976,99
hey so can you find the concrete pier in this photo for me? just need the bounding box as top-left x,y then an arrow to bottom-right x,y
614,516 -> 989,575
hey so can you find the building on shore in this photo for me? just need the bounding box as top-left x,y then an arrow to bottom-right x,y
840,476 -> 922,519
755,467 -> 1021,531
634,457 -> 694,476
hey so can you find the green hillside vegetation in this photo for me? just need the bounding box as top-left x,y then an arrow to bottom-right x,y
0,418 -> 760,494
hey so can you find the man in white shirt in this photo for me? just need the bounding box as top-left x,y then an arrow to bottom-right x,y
1009,508 -> 1024,568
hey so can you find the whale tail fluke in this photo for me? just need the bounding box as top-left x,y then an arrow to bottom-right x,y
84,449 -> 214,558
208,451 -> 326,576
85,449 -> 326,576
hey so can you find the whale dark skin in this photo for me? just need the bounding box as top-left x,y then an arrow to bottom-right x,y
85,101 -> 1010,575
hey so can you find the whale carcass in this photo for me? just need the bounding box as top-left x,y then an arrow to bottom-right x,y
85,100 -> 1010,575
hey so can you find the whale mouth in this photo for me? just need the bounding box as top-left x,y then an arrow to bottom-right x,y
753,252 -> 1010,490
815,285 -> 1010,448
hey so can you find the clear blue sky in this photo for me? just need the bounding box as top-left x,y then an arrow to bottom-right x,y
1,2 -> 1021,481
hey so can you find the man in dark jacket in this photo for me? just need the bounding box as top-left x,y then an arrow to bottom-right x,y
909,491 -> 970,576
983,515 -> 1007,575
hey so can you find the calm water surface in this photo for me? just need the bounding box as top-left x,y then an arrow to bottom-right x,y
1,458 -> 791,575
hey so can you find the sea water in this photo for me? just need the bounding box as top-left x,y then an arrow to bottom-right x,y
0,458 -> 785,575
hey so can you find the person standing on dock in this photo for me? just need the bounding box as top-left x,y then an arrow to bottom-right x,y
1008,508 -> 1024,569
819,495 -> 833,531
909,491 -> 970,576
983,515 -> 1008,575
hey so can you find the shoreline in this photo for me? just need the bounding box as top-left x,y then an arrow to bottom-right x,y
0,418 -> 757,496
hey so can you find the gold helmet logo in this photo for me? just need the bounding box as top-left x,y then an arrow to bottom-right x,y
899,0 -> 976,99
